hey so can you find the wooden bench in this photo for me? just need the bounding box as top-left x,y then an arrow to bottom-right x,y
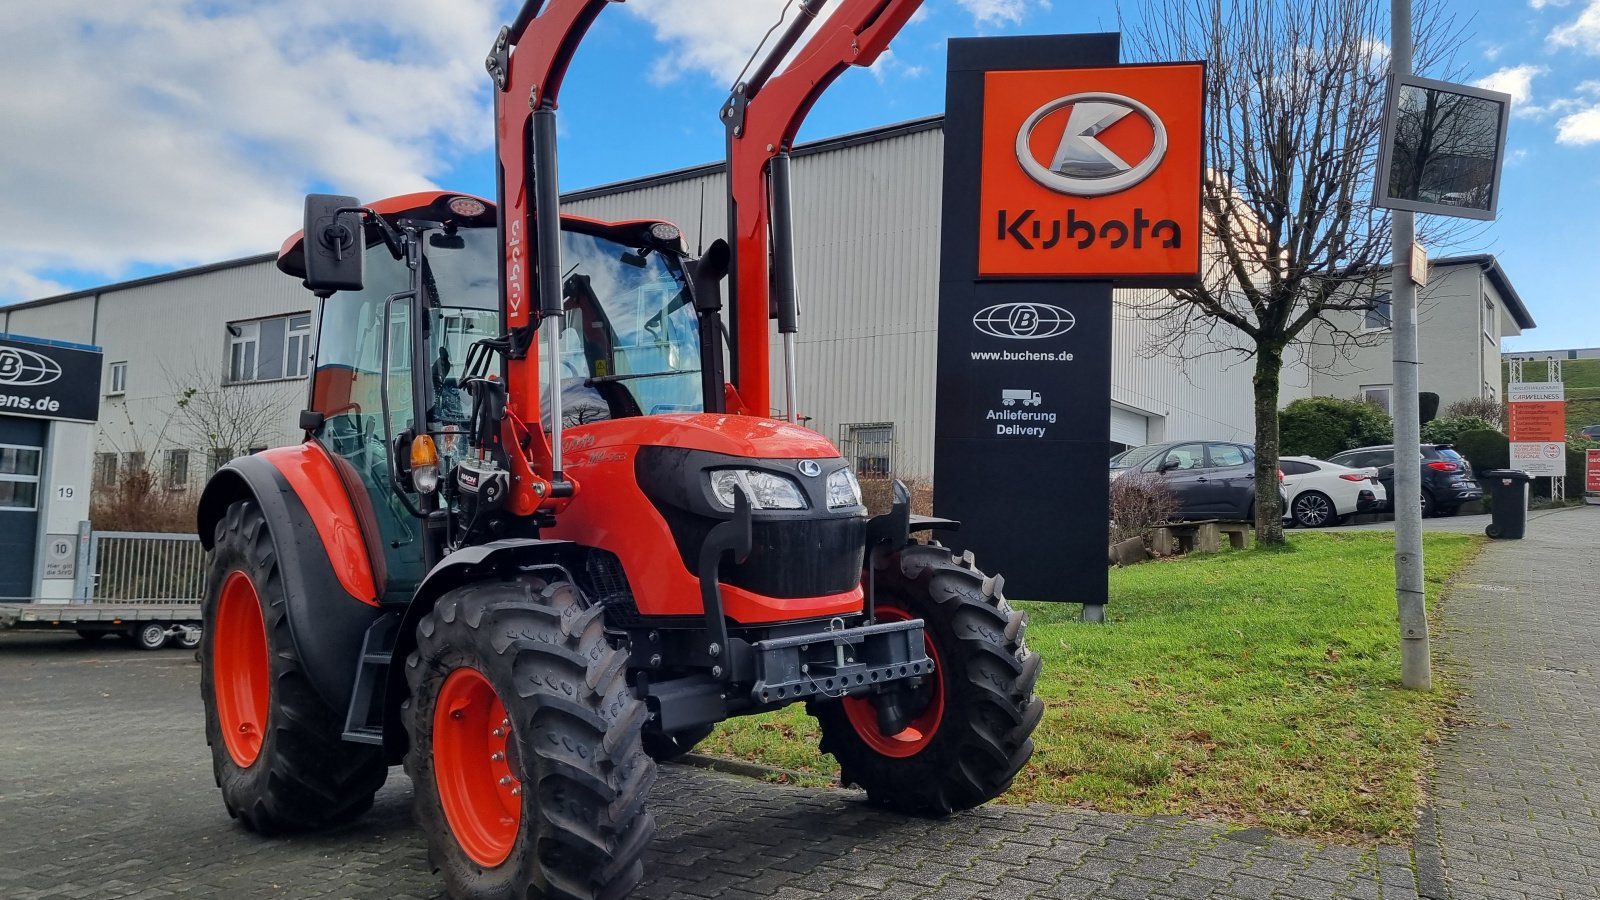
1148,519 -> 1250,555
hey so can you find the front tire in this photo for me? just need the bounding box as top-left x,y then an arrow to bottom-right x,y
200,499 -> 386,834
403,579 -> 656,900
810,544 -> 1043,816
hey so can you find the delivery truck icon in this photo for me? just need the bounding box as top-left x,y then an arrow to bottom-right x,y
1001,389 -> 1042,407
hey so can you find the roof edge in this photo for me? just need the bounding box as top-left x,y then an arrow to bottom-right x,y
4,252 -> 279,313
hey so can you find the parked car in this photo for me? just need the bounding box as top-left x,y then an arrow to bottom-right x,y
1581,424 -> 1600,441
1325,443 -> 1483,517
1279,456 -> 1387,527
1111,440 -> 1285,522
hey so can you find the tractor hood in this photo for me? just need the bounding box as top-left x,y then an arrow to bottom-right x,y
560,413 -> 840,461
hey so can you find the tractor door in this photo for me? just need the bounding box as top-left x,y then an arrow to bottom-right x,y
306,242 -> 429,601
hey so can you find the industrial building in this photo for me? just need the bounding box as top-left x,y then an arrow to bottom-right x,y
0,116 -> 1532,501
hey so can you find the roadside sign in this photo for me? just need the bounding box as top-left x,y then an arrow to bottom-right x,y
1586,449 -> 1600,499
1508,381 -> 1566,477
1375,73 -> 1511,222
977,61 -> 1204,284
42,534 -> 76,580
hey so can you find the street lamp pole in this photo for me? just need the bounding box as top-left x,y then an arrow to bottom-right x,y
1391,0 -> 1432,691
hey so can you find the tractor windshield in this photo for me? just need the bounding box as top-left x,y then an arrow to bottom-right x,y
421,225 -> 701,432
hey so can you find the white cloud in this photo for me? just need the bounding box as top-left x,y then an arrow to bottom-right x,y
0,1 -> 501,303
624,0 -> 1049,86
1549,0 -> 1600,52
1530,0 -> 1573,9
955,0 -> 1048,27
1475,64 -> 1548,110
1556,104 -> 1600,142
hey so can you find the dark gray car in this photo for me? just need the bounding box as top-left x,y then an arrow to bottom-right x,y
1326,443 -> 1483,517
1111,440 -> 1271,521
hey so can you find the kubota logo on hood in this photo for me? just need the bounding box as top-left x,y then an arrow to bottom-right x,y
0,346 -> 62,387
1015,93 -> 1168,197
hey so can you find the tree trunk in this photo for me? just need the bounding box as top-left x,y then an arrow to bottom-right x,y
1253,345 -> 1286,545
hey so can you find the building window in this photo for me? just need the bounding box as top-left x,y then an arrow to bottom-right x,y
94,453 -> 118,488
0,444 -> 43,510
227,313 -> 313,383
207,448 -> 234,477
841,423 -> 895,478
1482,293 -> 1495,342
1484,383 -> 1496,402
1360,384 -> 1393,415
108,361 -> 127,396
122,451 -> 146,475
164,450 -> 190,490
1362,293 -> 1392,331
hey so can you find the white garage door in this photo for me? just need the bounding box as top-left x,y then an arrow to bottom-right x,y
1109,406 -> 1149,448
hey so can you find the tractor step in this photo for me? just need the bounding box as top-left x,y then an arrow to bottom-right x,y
342,614 -> 399,745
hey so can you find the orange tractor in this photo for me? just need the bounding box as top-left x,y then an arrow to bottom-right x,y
196,2 -> 1041,897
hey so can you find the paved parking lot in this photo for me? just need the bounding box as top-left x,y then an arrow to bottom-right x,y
0,632 -> 1422,899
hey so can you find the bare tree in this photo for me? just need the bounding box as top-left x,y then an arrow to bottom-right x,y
1121,0 -> 1472,543
164,359 -> 296,472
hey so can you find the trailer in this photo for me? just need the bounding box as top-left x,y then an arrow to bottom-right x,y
0,602 -> 202,650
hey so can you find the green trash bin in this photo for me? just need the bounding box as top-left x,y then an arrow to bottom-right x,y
1483,469 -> 1530,539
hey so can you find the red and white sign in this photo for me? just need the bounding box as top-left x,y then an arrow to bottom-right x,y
1508,381 -> 1566,477
1587,449 -> 1600,495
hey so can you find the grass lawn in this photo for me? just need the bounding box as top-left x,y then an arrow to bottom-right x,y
699,531 -> 1481,842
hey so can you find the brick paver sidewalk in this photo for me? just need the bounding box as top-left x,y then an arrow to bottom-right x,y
1422,504 -> 1600,899
0,634 -> 1420,899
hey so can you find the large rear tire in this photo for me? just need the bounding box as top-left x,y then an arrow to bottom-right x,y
403,579 -> 656,900
810,543 -> 1043,816
200,499 -> 387,834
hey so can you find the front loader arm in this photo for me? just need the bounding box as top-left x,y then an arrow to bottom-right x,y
723,0 -> 924,416
489,0 -> 620,514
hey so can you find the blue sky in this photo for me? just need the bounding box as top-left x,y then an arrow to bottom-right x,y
2,0 -> 1597,352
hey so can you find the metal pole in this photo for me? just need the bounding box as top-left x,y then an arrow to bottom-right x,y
771,152 -> 801,423
1391,0 -> 1431,691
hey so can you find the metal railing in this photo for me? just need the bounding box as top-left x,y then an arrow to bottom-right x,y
80,531 -> 206,604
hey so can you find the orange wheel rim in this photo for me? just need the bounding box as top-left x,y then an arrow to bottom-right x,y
842,605 -> 945,758
214,571 -> 270,768
434,666 -> 521,867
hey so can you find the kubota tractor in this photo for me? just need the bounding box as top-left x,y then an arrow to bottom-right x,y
196,2 -> 1042,898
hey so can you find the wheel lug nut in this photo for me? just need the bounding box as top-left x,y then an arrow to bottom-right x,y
491,752 -> 504,762
510,786 -> 522,796
501,718 -> 511,728
499,776 -> 513,785
492,728 -> 505,737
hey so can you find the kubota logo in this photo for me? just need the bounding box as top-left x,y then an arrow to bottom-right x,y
972,302 -> 1075,340
0,346 -> 62,387
1015,93 -> 1168,197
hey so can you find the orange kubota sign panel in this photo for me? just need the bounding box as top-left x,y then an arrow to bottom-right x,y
978,63 -> 1204,281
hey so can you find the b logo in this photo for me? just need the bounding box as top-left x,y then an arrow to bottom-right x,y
972,302 -> 1075,340
1015,93 -> 1168,197
0,347 -> 62,387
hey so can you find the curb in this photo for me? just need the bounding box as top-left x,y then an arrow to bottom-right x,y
675,752 -> 830,785
1413,803 -> 1451,900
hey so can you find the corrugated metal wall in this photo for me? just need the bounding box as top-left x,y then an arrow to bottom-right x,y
565,123 -> 1257,475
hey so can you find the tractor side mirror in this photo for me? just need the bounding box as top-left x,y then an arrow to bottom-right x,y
1159,458 -> 1180,472
303,194 -> 365,295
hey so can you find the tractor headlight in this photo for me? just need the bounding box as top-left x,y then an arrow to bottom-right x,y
826,467 -> 862,510
709,469 -> 808,510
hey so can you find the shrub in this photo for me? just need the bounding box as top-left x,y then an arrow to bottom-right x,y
1419,392 -> 1440,425
1443,396 -> 1505,429
1421,415 -> 1496,445
1280,396 -> 1393,459
90,465 -> 197,533
858,475 -> 934,517
1453,429 -> 1508,474
1110,472 -> 1179,544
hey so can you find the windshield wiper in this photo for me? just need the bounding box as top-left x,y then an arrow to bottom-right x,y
586,369 -> 699,385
